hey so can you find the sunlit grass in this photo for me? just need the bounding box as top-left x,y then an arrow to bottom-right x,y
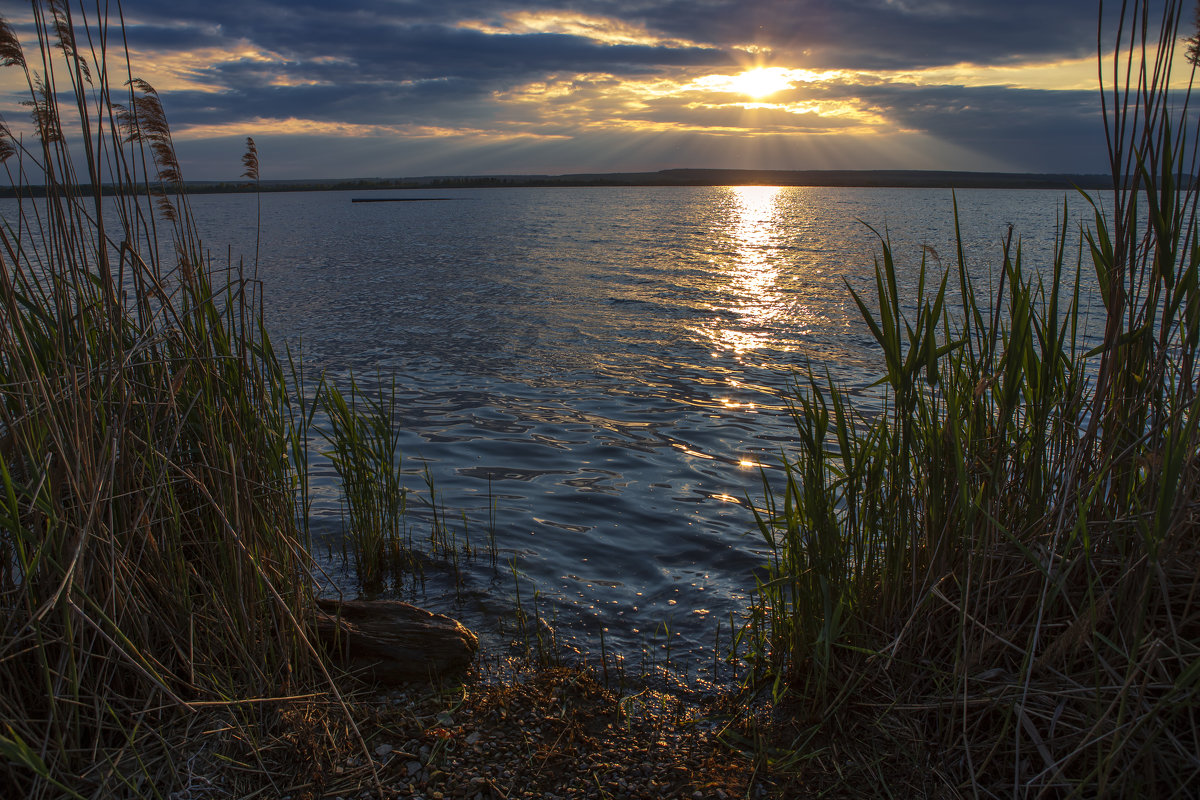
0,5 -> 463,796
0,5 -> 334,794
738,1 -> 1200,794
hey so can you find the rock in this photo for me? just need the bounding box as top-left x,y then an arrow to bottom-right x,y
314,598 -> 478,684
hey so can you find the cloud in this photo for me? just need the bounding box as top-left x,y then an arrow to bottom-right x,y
456,9 -> 707,48
635,0 -> 1100,69
0,0 -> 1129,177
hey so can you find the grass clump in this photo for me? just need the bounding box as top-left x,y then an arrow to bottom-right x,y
0,5 -> 354,796
0,7 -> 496,794
741,2 -> 1200,795
321,376 -> 411,593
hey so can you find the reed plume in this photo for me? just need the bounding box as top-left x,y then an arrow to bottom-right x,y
242,135 -> 260,182
0,16 -> 26,68
48,0 -> 90,83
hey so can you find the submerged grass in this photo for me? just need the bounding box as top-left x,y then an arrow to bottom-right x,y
740,2 -> 1200,795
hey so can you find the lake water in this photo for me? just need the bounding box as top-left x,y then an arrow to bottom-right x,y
184,185 -> 1096,680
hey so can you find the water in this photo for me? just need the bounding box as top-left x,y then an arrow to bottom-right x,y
183,185 -> 1090,677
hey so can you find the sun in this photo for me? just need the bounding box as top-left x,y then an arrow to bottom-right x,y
726,67 -> 794,99
688,65 -> 837,101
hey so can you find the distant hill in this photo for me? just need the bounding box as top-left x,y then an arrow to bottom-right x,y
1,168 -> 1115,197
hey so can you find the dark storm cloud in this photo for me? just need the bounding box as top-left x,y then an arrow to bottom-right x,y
854,84 -> 1098,139
0,0 -> 1129,176
122,0 -> 716,69
847,82 -> 1106,169
159,77 -> 502,130
116,0 -> 1101,73
635,0 -> 1101,69
204,26 -> 721,84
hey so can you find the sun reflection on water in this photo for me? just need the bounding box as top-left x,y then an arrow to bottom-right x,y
708,185 -> 786,354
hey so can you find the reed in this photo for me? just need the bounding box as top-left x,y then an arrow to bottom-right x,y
742,1 -> 1200,795
320,375 -> 411,593
0,5 -> 352,796
0,5 -> 505,792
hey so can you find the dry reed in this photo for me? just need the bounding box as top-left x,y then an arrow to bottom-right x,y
0,5 -> 362,796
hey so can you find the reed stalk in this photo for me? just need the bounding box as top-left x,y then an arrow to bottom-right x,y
319,375 -> 410,593
0,5 -> 347,796
743,1 -> 1200,795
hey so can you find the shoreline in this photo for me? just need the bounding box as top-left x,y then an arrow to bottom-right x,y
0,168 -> 1116,199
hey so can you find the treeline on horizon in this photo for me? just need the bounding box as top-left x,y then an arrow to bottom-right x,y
0,167 -> 1118,197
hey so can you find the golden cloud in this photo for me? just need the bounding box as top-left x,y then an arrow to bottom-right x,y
879,49 -> 1194,92
457,11 -> 706,49
171,116 -> 570,141
490,68 -> 889,137
123,42 -> 290,93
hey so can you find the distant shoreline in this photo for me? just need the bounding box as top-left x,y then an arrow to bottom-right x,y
349,197 -> 449,202
0,168 -> 1118,198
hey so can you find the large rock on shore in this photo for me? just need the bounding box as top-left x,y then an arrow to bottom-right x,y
314,598 -> 478,684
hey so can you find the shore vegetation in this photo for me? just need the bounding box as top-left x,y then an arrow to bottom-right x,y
3,0 -> 1200,798
738,1 -> 1200,795
0,3 -> 382,796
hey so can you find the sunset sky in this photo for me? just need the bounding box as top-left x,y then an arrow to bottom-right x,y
0,1 -> 1180,180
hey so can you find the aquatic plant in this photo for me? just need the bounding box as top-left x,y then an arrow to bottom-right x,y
741,0 -> 1200,795
0,5 -> 370,796
320,375 -> 412,592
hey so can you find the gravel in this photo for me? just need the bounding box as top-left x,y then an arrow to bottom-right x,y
354,663 -> 765,799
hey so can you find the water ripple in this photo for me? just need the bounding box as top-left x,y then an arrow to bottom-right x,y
180,185 -> 1095,671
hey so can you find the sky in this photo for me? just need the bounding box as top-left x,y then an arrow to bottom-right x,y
0,0 -> 1186,180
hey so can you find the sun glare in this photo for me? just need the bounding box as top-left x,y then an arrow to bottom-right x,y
689,67 -> 839,100
726,67 -> 795,99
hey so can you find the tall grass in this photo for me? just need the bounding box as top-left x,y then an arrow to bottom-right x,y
0,5 -> 347,796
742,1 -> 1200,795
0,5 -> 499,792
320,375 -> 410,592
